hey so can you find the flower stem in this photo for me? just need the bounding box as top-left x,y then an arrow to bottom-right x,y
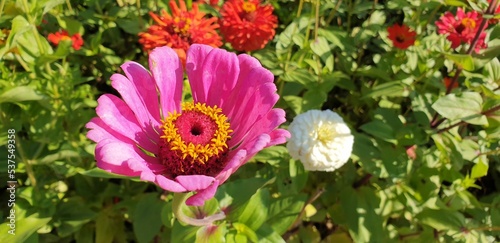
172,192 -> 225,226
437,105 -> 500,134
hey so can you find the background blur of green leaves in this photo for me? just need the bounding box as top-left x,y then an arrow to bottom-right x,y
1,0 -> 500,242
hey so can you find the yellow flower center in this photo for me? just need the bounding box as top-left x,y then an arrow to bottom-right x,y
242,2 -> 257,13
173,17 -> 192,35
160,102 -> 232,165
461,18 -> 476,29
317,124 -> 336,144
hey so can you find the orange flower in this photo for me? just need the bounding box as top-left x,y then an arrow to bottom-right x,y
47,30 -> 83,50
219,0 -> 277,52
138,0 -> 222,63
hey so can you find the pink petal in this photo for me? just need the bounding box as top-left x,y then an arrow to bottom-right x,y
95,139 -> 156,177
176,175 -> 215,191
228,82 -> 279,147
155,174 -> 188,192
215,149 -> 247,184
186,44 -> 240,107
234,109 -> 288,147
186,180 -> 220,206
112,61 -> 162,138
220,55 -> 266,120
149,46 -> 184,116
186,44 -> 213,103
86,117 -> 130,144
267,129 -> 291,147
95,94 -> 158,154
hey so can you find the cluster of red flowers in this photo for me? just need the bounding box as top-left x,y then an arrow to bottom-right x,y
47,30 -> 84,51
138,0 -> 278,57
435,8 -> 488,53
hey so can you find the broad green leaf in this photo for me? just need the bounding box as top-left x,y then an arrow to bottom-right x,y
235,188 -> 270,230
360,120 -> 397,144
311,36 -> 334,72
336,187 -> 388,242
196,224 -> 226,243
255,224 -> 285,243
432,92 -> 486,125
53,198 -> 96,237
0,214 -> 51,243
42,0 -> 65,14
266,194 -> 307,235
171,221 -> 199,243
133,193 -> 164,243
363,81 -> 409,98
417,209 -> 465,231
215,177 -> 274,213
444,53 -> 474,71
0,86 -> 45,103
116,19 -> 142,35
470,159 -> 488,179
251,146 -> 289,166
95,208 -> 125,243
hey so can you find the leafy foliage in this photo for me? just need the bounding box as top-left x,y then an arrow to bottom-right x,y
1,0 -> 499,242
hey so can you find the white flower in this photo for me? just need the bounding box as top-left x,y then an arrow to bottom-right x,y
287,110 -> 354,172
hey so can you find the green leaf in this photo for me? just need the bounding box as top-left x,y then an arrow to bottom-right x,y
444,53 -> 474,71
310,36 -> 334,72
0,214 -> 51,243
215,177 -> 274,214
417,209 -> 466,231
54,198 -> 96,237
133,193 -> 164,243
42,0 -> 65,15
432,92 -> 486,125
255,224 -> 285,243
363,81 -> 410,98
37,149 -> 80,164
266,194 -> 307,235
336,187 -> 388,242
251,146 -> 289,166
80,168 -> 140,180
171,221 -> 199,243
95,208 -> 125,243
116,19 -> 142,35
232,222 -> 258,242
470,159 -> 488,179
234,189 -> 270,230
196,224 -> 226,243
360,120 -> 397,144
0,86 -> 45,103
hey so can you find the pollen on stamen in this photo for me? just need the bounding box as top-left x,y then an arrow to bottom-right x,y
159,102 -> 233,178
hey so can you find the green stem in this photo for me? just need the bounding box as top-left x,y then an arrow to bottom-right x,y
21,0 -> 45,55
0,0 -> 6,19
15,135 -> 37,187
172,193 -> 225,226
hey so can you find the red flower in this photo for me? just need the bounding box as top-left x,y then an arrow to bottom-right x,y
443,77 -> 458,90
435,8 -> 488,53
219,0 -> 277,52
138,0 -> 222,63
47,30 -> 84,50
387,24 -> 416,50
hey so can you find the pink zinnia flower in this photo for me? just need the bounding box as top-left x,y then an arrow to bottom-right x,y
86,44 -> 289,206
435,8 -> 487,53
